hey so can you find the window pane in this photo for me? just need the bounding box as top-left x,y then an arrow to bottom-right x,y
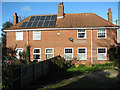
46,54 -> 53,59
33,31 -> 41,40
16,49 -> 23,59
46,49 -> 53,53
78,53 -> 86,60
65,49 -> 72,53
98,48 -> 106,53
98,53 -> 106,60
16,32 -> 23,40
78,49 -> 85,53
78,33 -> 85,38
78,29 -> 85,32
98,29 -> 106,38
33,54 -> 40,59
98,29 -> 105,32
64,53 -> 73,60
34,49 -> 40,53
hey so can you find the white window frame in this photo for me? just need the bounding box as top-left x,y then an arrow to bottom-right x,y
33,48 -> 41,60
64,48 -> 73,60
45,48 -> 54,60
16,31 -> 23,40
78,48 -> 87,60
97,47 -> 107,60
33,31 -> 41,40
97,29 -> 107,39
16,48 -> 23,59
77,29 -> 86,39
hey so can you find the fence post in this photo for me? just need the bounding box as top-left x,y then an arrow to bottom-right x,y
20,66 -> 23,89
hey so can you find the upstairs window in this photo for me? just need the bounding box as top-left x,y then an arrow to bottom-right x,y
64,48 -> 73,60
33,31 -> 41,40
77,29 -> 86,39
98,48 -> 107,60
45,48 -> 54,59
97,29 -> 106,39
16,31 -> 23,40
78,48 -> 87,60
33,48 -> 41,60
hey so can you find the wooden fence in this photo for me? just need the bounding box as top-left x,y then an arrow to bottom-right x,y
10,59 -> 50,89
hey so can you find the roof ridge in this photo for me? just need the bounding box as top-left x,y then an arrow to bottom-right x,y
65,13 -> 94,15
31,14 -> 57,16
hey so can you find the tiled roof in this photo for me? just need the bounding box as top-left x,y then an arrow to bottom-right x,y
6,13 -> 118,30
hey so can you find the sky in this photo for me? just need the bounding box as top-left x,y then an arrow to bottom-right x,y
0,0 -> 120,42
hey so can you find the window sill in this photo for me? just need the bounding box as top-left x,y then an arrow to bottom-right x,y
97,59 -> 107,61
77,38 -> 86,40
78,59 -> 87,61
97,38 -> 106,39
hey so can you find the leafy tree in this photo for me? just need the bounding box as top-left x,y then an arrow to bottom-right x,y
1,21 -> 13,58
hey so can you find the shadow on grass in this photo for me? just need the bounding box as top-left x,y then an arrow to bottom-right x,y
58,69 -> 120,89
24,70 -> 84,89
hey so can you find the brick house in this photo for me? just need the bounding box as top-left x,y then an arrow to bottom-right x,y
4,2 -> 119,65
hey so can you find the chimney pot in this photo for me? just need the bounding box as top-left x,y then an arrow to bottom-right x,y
59,3 -> 61,5
61,2 -> 63,5
108,8 -> 111,12
14,13 -> 17,16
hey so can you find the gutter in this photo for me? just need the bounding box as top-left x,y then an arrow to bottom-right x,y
3,27 -> 119,32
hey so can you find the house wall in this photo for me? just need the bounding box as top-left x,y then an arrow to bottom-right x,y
6,29 -> 117,64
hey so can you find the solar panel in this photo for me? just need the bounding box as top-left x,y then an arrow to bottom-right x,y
21,15 -> 57,28
49,21 -> 55,27
32,22 -> 38,27
51,15 -> 57,20
35,16 -> 41,21
37,21 -> 44,27
43,21 -> 49,27
40,16 -> 46,20
26,22 -> 33,27
29,16 -> 36,21
46,16 -> 51,20
21,22 -> 28,28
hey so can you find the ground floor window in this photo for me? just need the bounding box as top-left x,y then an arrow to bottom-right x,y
33,48 -> 41,60
16,48 -> 23,59
64,48 -> 73,60
98,48 -> 107,60
78,48 -> 87,60
45,48 -> 54,59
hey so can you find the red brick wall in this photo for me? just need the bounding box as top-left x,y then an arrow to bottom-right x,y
6,29 -> 117,64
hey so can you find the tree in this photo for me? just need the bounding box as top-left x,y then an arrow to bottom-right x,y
1,21 -> 13,48
1,21 -> 13,59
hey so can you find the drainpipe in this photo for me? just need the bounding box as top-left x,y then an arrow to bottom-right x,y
26,30 -> 28,46
91,29 -> 93,65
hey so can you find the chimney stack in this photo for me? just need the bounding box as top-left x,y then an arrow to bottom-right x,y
58,2 -> 64,18
107,8 -> 112,23
13,13 -> 18,25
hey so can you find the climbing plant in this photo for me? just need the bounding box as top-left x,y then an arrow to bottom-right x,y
26,45 -> 30,64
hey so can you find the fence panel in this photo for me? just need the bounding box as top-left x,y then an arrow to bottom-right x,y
11,67 -> 21,88
43,60 -> 49,76
22,64 -> 34,87
34,62 -> 43,80
10,58 -> 58,89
